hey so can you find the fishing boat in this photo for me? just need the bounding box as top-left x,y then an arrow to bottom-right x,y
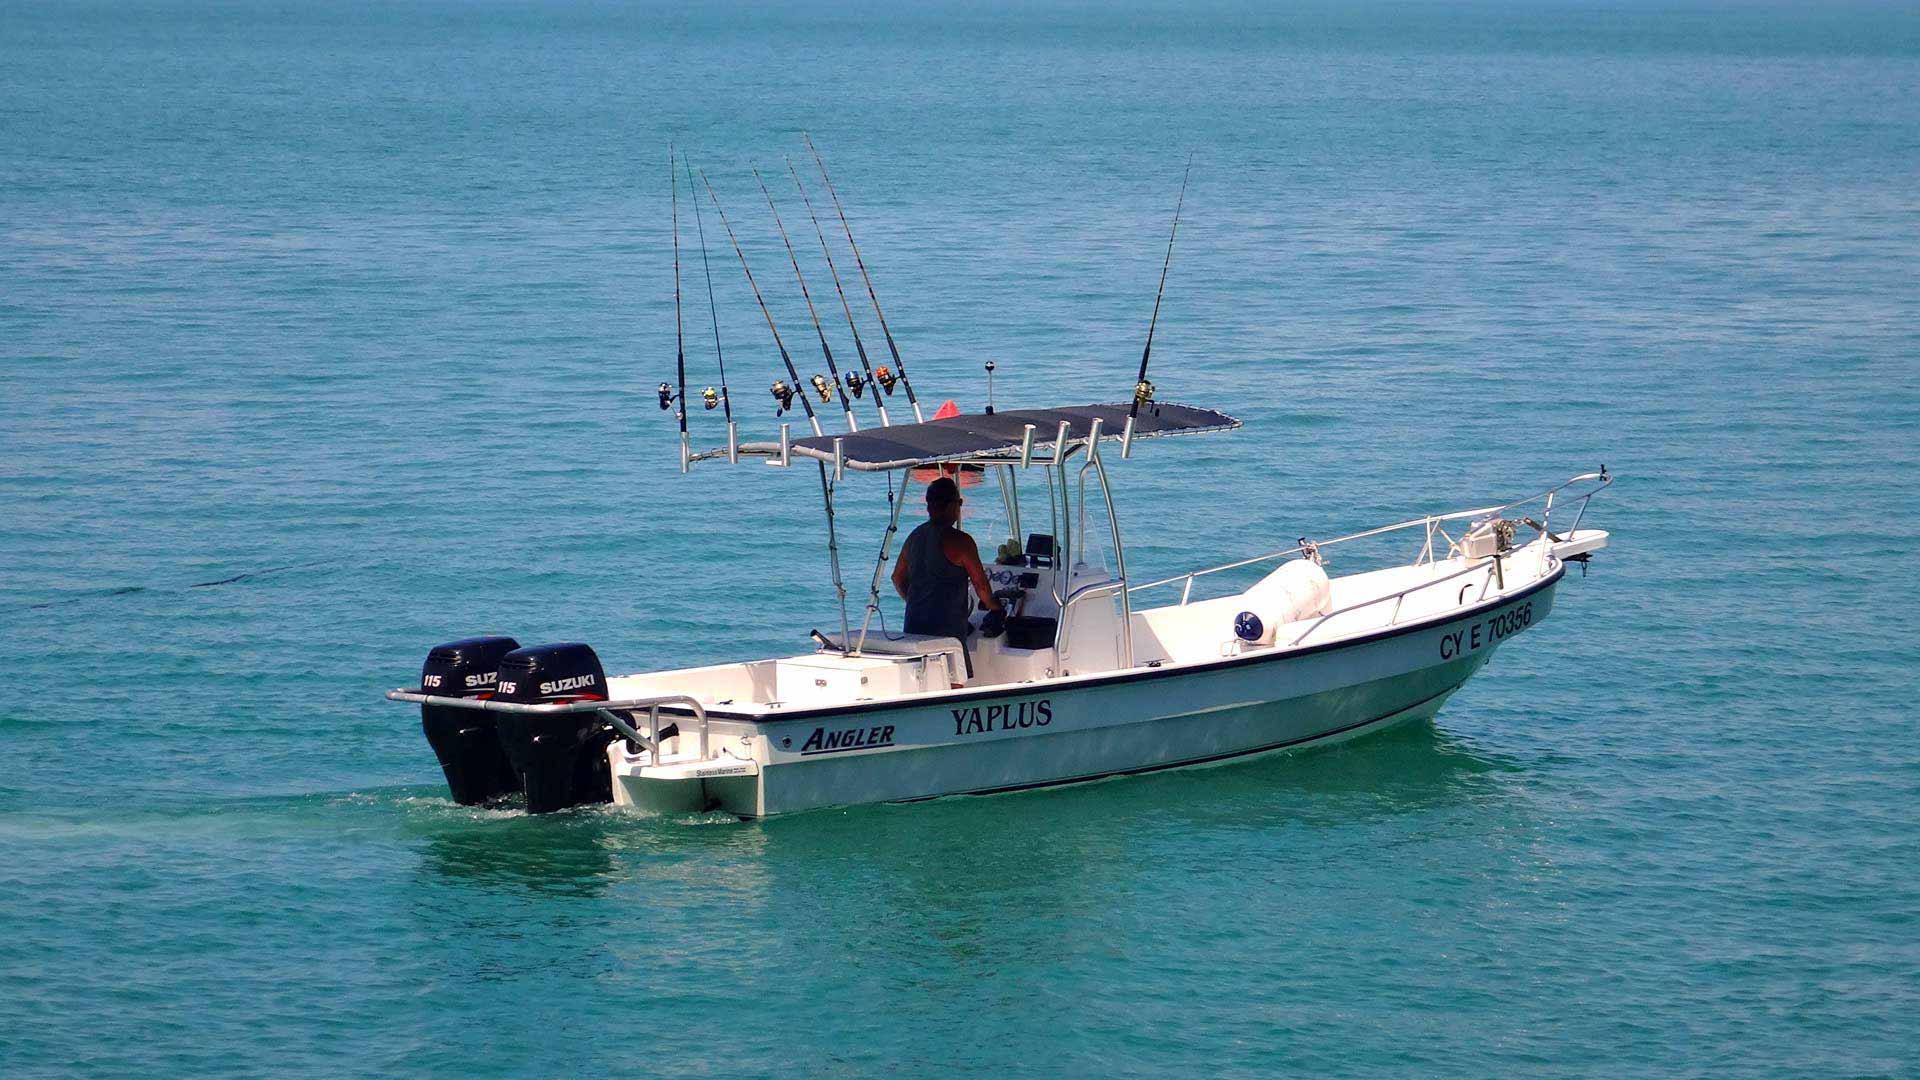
388,143 -> 1613,818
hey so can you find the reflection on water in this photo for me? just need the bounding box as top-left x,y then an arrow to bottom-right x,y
411,799 -> 773,900
1174,718 -> 1525,825
792,718 -> 1515,839
406,719 -> 1524,899
723,720 -> 1530,974
200,719 -> 1558,1029
398,718 -> 1535,993
416,807 -> 625,898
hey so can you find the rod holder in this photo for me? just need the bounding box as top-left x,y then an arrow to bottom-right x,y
1054,420 -> 1072,464
1019,424 -> 1036,468
727,421 -> 738,464
1121,415 -> 1136,459
1085,417 -> 1104,460
679,432 -> 690,474
773,423 -> 791,467
833,437 -> 845,481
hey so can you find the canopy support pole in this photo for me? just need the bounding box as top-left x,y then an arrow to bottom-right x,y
854,472 -> 908,655
818,462 -> 852,650
998,464 -> 1021,546
1075,418 -> 1103,552
1090,432 -> 1132,668
1056,433 -> 1073,595
1045,465 -> 1062,610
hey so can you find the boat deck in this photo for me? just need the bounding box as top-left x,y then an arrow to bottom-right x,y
606,536 -> 1586,721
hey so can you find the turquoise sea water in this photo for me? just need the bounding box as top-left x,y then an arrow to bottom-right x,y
4,1 -> 1918,1075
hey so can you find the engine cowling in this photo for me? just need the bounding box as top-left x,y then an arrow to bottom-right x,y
491,643 -> 616,813
419,636 -> 522,805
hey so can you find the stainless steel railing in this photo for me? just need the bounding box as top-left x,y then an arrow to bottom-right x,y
1284,549 -> 1518,648
386,690 -> 710,767
1125,469 -> 1610,608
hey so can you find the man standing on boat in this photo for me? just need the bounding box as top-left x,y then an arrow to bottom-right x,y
893,477 -> 1003,649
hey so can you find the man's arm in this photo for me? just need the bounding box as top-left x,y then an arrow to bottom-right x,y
944,531 -> 1002,613
891,550 -> 910,601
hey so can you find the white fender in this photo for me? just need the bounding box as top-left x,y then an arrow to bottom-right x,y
1235,559 -> 1332,645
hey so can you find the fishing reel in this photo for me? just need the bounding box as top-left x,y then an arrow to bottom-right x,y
1298,537 -> 1325,567
770,379 -> 797,414
875,365 -> 898,395
657,382 -> 676,411
702,386 -> 721,411
810,374 -> 834,403
1134,379 -> 1156,407
844,370 -> 866,399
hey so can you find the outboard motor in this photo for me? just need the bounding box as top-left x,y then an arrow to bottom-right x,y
491,643 -> 616,814
419,635 -> 522,805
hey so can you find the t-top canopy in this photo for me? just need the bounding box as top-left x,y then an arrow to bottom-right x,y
752,402 -> 1240,472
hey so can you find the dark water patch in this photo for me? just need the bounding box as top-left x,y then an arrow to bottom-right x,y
9,560 -> 345,612
189,558 -> 340,588
21,585 -> 147,610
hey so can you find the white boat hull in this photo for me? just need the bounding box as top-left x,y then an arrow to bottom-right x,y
612,566 -> 1559,818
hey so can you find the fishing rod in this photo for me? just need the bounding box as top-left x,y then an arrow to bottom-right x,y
805,134 -> 924,423
686,157 -> 735,462
669,145 -> 689,472
787,155 -> 888,427
699,168 -> 822,437
1123,153 -> 1192,458
756,167 -> 857,432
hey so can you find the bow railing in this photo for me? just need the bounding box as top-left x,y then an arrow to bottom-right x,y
1126,468 -> 1610,609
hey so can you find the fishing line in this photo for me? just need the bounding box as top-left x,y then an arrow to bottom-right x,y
788,155 -> 888,426
699,167 -> 822,436
757,167 -> 857,431
685,157 -> 731,422
1131,152 -> 1193,420
805,134 -> 924,423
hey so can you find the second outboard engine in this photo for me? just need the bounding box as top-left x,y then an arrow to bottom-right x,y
491,643 -> 616,813
420,635 -> 522,805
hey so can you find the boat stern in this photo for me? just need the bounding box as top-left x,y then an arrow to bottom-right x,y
608,742 -> 762,816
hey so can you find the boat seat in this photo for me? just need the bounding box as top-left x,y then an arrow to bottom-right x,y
814,631 -> 970,688
817,631 -> 965,658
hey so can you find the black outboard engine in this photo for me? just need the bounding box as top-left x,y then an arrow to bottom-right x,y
420,635 -> 522,805
491,643 -> 616,814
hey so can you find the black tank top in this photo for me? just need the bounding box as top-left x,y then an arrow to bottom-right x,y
902,521 -> 973,639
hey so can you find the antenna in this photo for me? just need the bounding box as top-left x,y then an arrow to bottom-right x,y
686,157 -> 735,462
699,168 -> 822,437
1123,153 -> 1192,457
756,167 -> 857,432
788,155 -> 889,427
805,134 -> 925,423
